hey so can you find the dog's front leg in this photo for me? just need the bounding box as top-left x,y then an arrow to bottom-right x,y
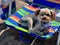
29,21 -> 33,30
28,17 -> 33,30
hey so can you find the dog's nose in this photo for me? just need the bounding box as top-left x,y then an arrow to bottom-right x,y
43,18 -> 46,20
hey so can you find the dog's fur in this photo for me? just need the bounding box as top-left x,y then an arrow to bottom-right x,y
31,8 -> 56,35
19,8 -> 56,35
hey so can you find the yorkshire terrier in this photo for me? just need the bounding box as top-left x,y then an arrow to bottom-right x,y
31,8 -> 56,35
19,8 -> 56,36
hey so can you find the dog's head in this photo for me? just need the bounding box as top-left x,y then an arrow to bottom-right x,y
35,8 -> 56,24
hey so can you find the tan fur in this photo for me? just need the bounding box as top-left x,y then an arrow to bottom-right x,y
39,8 -> 56,22
26,17 -> 33,30
50,10 -> 56,20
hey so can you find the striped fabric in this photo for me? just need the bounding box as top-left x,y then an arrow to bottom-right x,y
5,5 -> 37,33
5,5 -> 60,39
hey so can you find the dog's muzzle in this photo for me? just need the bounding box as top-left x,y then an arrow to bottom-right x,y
41,15 -> 50,23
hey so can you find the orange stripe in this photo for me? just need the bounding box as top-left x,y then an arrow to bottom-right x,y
24,6 -> 37,11
25,6 -> 36,10
10,15 -> 20,22
10,17 -> 18,22
28,6 -> 36,9
48,28 -> 54,32
12,16 -> 20,21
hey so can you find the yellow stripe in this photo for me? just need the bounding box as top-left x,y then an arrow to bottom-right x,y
17,11 -> 24,16
19,9 -> 29,15
5,20 -> 30,33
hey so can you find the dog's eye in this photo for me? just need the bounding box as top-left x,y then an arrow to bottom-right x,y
41,14 -> 44,16
46,14 -> 50,16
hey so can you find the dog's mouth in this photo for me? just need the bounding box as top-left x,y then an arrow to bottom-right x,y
41,17 -> 51,24
41,20 -> 49,24
41,18 -> 49,24
41,21 -> 48,24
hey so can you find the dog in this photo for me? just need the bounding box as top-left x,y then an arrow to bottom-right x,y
19,8 -> 40,30
19,8 -> 56,36
31,8 -> 56,35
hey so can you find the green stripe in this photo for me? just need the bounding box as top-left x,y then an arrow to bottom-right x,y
5,20 -> 30,33
19,9 -> 30,15
18,10 -> 26,16
18,9 -> 29,16
17,11 -> 24,16
52,20 -> 60,26
17,8 -> 31,16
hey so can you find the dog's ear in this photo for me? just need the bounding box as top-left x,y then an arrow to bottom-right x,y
50,10 -> 56,20
35,8 -> 40,16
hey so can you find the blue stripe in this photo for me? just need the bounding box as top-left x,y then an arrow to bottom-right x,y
51,26 -> 59,31
7,18 -> 18,26
22,7 -> 35,14
14,12 -> 23,19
